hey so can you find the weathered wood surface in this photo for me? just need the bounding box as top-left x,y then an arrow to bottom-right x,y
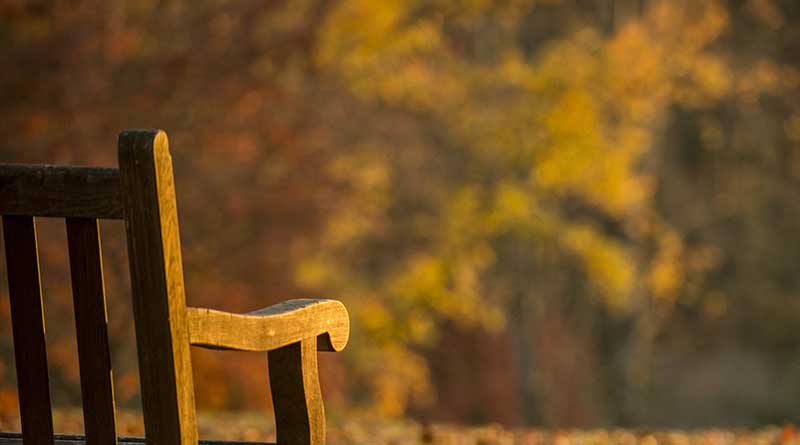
188,299 -> 350,352
0,129 -> 350,445
66,218 -> 118,445
1,215 -> 55,445
118,130 -> 197,445
0,165 -> 122,219
269,338 -> 325,445
0,433 -> 272,445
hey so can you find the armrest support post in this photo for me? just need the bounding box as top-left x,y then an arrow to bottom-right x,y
268,338 -> 325,445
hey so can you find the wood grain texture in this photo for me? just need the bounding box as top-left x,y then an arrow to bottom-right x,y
65,218 -> 118,445
1,215 -> 55,445
0,165 -> 122,219
188,299 -> 349,352
118,130 -> 197,445
0,130 -> 351,445
0,433 -> 272,445
268,338 -> 325,445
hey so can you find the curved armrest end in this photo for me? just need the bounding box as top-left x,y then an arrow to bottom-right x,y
188,298 -> 349,352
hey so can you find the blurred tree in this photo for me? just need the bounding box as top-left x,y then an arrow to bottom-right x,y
306,0 -> 735,424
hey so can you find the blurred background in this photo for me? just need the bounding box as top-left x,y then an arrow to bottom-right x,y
1,0 -> 800,431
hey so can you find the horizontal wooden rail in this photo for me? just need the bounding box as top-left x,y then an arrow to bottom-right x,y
0,432 -> 273,445
0,164 -> 123,219
187,299 -> 349,352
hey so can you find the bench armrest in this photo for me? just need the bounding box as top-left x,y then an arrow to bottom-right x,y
186,299 -> 349,445
186,299 -> 349,352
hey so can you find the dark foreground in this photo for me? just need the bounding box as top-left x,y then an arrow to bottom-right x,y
0,410 -> 797,445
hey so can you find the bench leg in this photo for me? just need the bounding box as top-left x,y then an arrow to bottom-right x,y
268,338 -> 325,445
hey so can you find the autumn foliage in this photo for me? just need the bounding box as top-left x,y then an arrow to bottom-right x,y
1,0 -> 800,428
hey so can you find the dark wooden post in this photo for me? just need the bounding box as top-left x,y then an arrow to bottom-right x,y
118,130 -> 197,445
2,215 -> 55,445
66,217 -> 118,445
268,338 -> 326,445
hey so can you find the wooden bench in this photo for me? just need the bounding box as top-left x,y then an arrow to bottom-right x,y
0,130 -> 349,445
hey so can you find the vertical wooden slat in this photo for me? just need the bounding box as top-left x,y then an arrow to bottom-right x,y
66,218 -> 117,445
1,215 -> 54,445
268,338 -> 325,445
118,129 -> 197,445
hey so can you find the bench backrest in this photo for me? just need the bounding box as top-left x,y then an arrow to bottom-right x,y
1,130 -> 199,445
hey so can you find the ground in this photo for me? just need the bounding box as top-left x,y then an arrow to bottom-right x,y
0,410 -> 798,445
